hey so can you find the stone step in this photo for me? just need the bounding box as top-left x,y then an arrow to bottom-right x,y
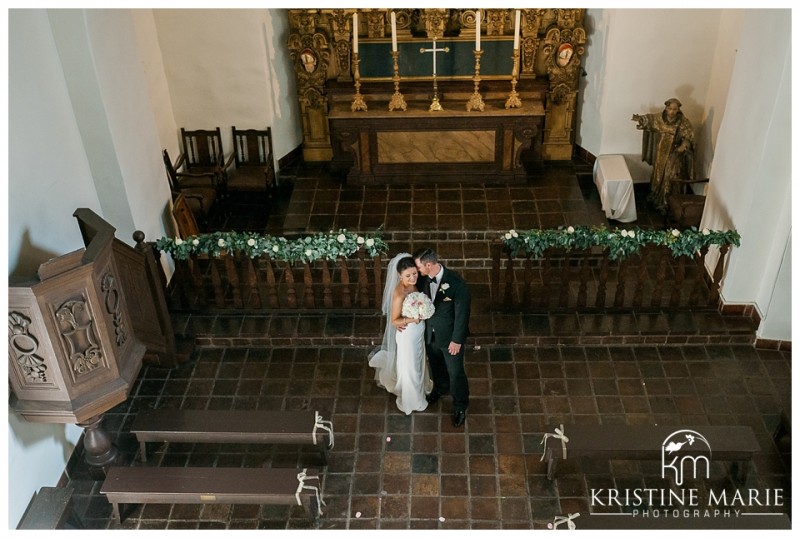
172,310 -> 757,349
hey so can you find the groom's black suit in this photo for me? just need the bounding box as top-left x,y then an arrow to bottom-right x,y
419,265 -> 471,412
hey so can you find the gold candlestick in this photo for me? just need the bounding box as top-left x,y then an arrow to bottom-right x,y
388,50 -> 407,111
505,48 -> 522,109
466,49 -> 485,112
351,52 -> 368,112
430,73 -> 443,112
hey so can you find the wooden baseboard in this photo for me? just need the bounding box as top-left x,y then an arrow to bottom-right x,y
574,145 -> 596,166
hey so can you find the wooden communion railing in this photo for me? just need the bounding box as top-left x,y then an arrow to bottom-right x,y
160,250 -> 385,312
489,241 -> 732,311
145,228 -> 739,312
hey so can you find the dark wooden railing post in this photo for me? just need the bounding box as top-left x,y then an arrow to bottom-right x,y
211,259 -> 226,309
595,255 -> 609,308
242,255 -> 260,309
304,261 -> 316,308
651,248 -> 668,308
558,250 -> 571,308
373,255 -> 383,308
690,247 -> 710,306
613,256 -> 628,308
539,250 -> 553,309
321,260 -> 332,308
225,254 -> 242,308
669,255 -> 687,308
264,257 -> 280,308
522,255 -> 533,307
284,261 -> 297,308
632,250 -> 647,308
709,244 -> 730,305
356,251 -> 369,307
577,250 -> 590,308
339,257 -> 352,308
133,232 -> 178,367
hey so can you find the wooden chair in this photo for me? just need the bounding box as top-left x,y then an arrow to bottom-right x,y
179,127 -> 230,199
162,149 -> 217,229
227,126 -> 276,199
665,178 -> 709,229
172,193 -> 201,238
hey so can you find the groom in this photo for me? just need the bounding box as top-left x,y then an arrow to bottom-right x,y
413,248 -> 471,427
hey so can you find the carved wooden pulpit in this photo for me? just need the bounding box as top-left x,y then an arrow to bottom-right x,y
8,209 -> 176,477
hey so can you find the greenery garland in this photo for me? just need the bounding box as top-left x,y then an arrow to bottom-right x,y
154,228 -> 389,262
501,225 -> 741,261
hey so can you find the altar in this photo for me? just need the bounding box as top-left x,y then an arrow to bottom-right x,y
329,97 -> 544,185
287,8 -> 587,174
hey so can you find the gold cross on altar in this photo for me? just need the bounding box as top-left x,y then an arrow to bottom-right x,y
420,40 -> 449,111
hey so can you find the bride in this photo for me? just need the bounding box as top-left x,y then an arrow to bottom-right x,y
368,253 -> 433,414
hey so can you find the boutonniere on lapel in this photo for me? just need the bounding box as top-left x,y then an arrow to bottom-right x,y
440,283 -> 450,294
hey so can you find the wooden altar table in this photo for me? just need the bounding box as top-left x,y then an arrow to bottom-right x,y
329,99 -> 544,185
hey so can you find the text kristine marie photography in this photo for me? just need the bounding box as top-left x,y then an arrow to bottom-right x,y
589,428 -> 785,522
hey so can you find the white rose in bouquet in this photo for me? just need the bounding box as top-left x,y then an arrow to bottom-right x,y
401,291 -> 435,320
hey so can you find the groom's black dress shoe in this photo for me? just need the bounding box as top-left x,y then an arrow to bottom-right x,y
426,391 -> 442,404
452,410 -> 466,427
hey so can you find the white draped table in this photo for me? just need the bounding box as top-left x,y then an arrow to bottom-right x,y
593,154 -> 637,223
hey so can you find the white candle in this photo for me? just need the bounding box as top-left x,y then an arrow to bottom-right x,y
353,13 -> 358,54
513,10 -> 520,50
433,43 -> 437,75
391,12 -> 397,52
476,10 -> 481,51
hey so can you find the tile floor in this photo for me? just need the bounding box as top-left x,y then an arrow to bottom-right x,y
66,341 -> 790,530
59,158 -> 791,530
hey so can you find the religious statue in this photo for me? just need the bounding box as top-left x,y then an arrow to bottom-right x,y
632,98 -> 696,213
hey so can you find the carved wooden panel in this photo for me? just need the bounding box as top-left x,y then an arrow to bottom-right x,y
8,210 -> 169,424
377,130 -> 495,163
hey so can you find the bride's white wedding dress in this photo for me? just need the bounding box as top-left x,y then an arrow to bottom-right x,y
369,253 -> 433,415
369,320 -> 432,415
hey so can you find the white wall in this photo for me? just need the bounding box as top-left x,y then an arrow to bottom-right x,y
8,9 -> 103,278
702,9 -> 791,340
152,9 -> 303,170
578,9 -> 724,183
7,9 -> 95,526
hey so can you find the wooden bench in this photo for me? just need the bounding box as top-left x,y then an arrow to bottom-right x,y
100,466 -> 323,525
541,424 -> 759,482
17,486 -> 81,529
131,409 -> 333,463
547,511 -> 790,530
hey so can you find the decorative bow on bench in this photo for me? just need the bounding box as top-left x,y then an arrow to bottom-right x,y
540,424 -> 570,461
296,468 -> 326,517
549,512 -> 580,530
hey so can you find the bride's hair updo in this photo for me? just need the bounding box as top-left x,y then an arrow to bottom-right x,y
396,256 -> 417,274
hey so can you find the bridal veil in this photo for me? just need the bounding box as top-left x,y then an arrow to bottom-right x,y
367,252 -> 409,391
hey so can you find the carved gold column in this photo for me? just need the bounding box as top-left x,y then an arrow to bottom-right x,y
541,10 -> 586,160
288,10 -> 333,161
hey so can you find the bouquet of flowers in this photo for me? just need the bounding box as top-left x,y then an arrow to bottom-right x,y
402,291 -> 435,320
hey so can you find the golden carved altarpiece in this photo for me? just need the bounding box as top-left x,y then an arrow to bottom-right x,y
287,8 -> 586,166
